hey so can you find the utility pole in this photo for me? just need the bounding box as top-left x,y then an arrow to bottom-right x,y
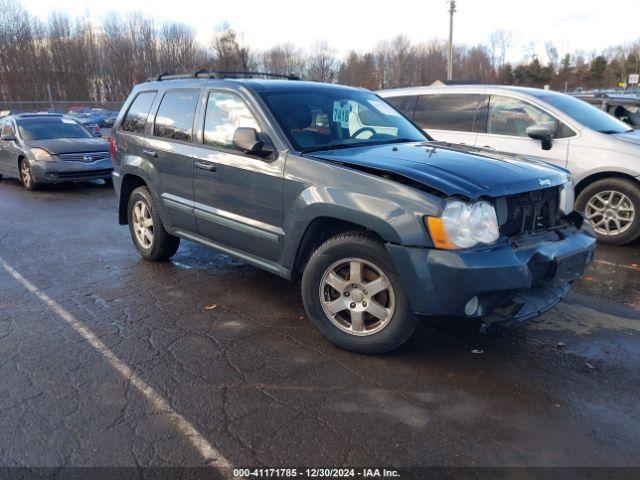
447,0 -> 456,81
47,84 -> 54,111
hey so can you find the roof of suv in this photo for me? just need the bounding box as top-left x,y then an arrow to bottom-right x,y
379,84 -> 558,98
138,77 -> 365,94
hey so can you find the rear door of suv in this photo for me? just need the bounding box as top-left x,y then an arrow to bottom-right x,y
388,92 -> 484,146
191,89 -> 284,263
145,89 -> 200,233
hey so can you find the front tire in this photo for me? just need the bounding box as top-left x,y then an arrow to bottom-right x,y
576,178 -> 640,245
19,158 -> 38,191
301,233 -> 416,354
127,186 -> 180,261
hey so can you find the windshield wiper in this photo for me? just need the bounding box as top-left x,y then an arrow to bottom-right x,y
300,142 -> 372,154
300,138 -> 416,154
599,129 -> 633,134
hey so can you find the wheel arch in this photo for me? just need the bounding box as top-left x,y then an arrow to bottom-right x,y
118,174 -> 148,225
575,171 -> 640,198
290,216 -> 385,280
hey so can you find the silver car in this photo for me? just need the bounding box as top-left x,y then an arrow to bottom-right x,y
379,85 -> 640,244
0,113 -> 112,190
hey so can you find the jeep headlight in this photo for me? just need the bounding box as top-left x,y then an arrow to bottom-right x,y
427,199 -> 499,249
31,148 -> 54,162
559,179 -> 575,215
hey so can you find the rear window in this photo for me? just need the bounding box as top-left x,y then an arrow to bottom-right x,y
121,91 -> 157,135
153,90 -> 199,142
414,94 -> 482,132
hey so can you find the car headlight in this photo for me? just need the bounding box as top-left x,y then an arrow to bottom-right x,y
31,148 -> 54,162
559,180 -> 575,215
427,199 -> 499,249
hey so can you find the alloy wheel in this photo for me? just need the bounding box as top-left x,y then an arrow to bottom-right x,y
20,160 -> 32,189
132,200 -> 154,249
585,190 -> 635,237
319,257 -> 396,336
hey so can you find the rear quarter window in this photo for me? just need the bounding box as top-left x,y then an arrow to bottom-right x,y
121,91 -> 157,135
384,96 -> 415,116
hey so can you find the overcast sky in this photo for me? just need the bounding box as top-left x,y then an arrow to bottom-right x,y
21,0 -> 640,61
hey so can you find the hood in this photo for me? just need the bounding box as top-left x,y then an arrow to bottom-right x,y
612,129 -> 640,146
307,141 -> 569,199
24,138 -> 109,155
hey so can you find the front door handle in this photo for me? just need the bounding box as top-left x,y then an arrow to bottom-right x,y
195,161 -> 217,172
142,149 -> 158,158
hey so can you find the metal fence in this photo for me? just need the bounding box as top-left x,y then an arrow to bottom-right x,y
0,100 -> 124,114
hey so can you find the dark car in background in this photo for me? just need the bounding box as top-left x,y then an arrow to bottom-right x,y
111,72 -> 595,354
571,92 -> 640,128
0,113 -> 113,190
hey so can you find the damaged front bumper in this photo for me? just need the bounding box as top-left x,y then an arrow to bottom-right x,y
387,219 -> 596,324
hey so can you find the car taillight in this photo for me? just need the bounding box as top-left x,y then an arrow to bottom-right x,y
109,136 -> 116,162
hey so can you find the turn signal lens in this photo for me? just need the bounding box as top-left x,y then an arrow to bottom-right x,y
426,217 -> 457,250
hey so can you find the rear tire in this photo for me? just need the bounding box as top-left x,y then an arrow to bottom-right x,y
301,232 -> 416,354
127,186 -> 180,261
19,158 -> 38,191
576,178 -> 640,245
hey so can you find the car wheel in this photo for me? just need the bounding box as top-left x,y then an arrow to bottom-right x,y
127,186 -> 180,261
301,232 -> 416,354
19,158 -> 38,191
576,178 -> 640,245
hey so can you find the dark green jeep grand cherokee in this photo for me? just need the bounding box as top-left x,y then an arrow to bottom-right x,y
112,71 -> 596,354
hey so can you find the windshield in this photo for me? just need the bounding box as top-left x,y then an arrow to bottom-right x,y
259,88 -> 428,152
539,93 -> 633,134
17,117 -> 93,140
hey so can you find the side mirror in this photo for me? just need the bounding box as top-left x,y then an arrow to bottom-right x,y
233,127 -> 273,157
526,124 -> 553,151
94,130 -> 102,138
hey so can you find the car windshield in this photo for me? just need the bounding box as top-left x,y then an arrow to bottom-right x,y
539,93 -> 633,134
259,87 -> 428,152
17,117 -> 93,140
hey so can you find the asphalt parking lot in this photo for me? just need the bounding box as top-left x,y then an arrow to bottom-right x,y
0,179 -> 639,474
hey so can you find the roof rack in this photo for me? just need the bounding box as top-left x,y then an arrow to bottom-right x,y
147,70 -> 299,82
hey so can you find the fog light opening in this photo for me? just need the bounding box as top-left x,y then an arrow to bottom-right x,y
464,296 -> 479,316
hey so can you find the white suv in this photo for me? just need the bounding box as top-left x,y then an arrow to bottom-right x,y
379,85 -> 640,245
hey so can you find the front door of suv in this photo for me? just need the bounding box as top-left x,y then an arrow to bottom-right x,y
474,95 -> 572,168
192,90 -> 284,263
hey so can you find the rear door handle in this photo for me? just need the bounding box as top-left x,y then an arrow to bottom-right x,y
142,149 -> 158,158
195,161 -> 217,172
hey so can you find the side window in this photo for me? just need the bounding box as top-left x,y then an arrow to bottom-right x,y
203,91 -> 261,150
121,91 -> 157,135
488,96 -> 558,137
153,90 -> 199,142
385,96 -> 414,116
2,120 -> 15,137
414,94 -> 482,132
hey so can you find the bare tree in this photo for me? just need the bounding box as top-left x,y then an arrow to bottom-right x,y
159,21 -> 202,73
305,40 -> 338,82
488,29 -> 513,69
211,25 -> 250,71
261,43 -> 304,77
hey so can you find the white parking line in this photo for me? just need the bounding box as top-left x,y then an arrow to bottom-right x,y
0,257 -> 233,475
